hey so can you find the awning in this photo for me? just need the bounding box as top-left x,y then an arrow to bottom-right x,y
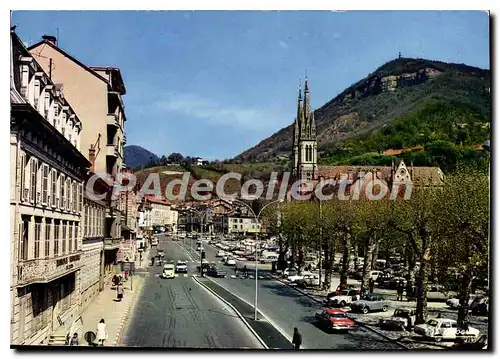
121,224 -> 135,232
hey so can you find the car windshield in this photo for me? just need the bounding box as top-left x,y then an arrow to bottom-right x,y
427,320 -> 439,327
339,290 -> 350,296
330,313 -> 347,319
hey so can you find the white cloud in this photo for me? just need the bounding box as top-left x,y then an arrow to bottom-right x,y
279,40 -> 288,49
154,93 -> 284,132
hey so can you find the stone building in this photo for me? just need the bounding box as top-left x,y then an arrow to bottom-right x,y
10,30 -> 90,345
28,35 -> 127,279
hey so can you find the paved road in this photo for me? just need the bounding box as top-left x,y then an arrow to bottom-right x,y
180,238 -> 405,350
122,236 -> 264,348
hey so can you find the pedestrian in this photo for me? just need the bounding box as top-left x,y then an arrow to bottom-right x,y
397,282 -> 404,301
369,278 -> 375,293
116,282 -> 124,302
437,312 -> 443,319
292,327 -> 302,350
69,333 -> 79,346
96,319 -> 107,346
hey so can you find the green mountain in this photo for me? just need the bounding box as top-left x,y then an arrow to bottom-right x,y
235,57 -> 491,168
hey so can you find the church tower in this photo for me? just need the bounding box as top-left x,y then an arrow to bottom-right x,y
291,76 -> 318,181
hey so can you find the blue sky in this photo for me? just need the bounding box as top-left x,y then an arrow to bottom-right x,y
12,11 -> 490,161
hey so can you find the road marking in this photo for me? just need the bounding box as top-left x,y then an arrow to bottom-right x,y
191,276 -> 269,349
204,276 -> 294,346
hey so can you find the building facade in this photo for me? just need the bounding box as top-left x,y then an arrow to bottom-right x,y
28,35 -> 127,276
10,31 -> 90,345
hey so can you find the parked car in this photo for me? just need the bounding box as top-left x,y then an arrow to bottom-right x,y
282,267 -> 298,278
325,289 -> 360,308
175,261 -> 188,273
379,308 -> 416,331
295,273 -> 320,288
446,296 -> 475,309
414,318 -> 480,342
315,308 -> 356,332
350,293 -> 390,314
470,296 -> 489,316
207,266 -> 227,278
216,250 -> 226,257
225,258 -> 236,266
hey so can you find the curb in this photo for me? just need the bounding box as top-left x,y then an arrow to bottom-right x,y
114,276 -> 146,346
268,273 -> 411,350
192,276 -> 270,349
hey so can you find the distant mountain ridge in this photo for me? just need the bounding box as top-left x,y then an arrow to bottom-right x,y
124,145 -> 160,169
235,57 -> 491,162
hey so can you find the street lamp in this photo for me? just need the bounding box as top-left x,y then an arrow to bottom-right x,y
233,198 -> 284,320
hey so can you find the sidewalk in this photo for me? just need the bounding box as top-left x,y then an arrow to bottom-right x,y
78,260 -> 148,346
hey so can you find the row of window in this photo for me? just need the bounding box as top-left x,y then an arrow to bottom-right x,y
20,154 -> 83,213
304,145 -> 314,162
83,203 -> 105,238
19,216 -> 80,261
20,61 -> 81,151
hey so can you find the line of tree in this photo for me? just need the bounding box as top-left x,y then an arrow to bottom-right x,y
261,166 -> 489,331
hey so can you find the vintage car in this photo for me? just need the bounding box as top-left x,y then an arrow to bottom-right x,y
379,308 -> 416,330
315,308 -> 356,332
225,257 -> 237,266
325,289 -> 360,308
470,296 -> 489,316
157,249 -> 165,258
446,296 -> 475,309
175,261 -> 188,273
295,273 -> 320,288
207,266 -> 227,278
414,318 -> 480,342
161,264 -> 176,279
349,293 -> 390,314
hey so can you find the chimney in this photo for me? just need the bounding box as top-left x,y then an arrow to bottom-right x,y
42,35 -> 57,46
89,147 -> 96,172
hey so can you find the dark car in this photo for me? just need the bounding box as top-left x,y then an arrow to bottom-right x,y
350,293 -> 390,314
207,266 -> 227,278
197,262 -> 211,273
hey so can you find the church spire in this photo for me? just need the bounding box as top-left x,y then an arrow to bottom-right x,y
304,74 -> 310,116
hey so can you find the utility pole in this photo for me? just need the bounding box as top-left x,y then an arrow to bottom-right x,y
49,58 -> 53,79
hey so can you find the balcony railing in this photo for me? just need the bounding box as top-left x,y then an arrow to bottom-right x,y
104,238 -> 121,250
106,144 -> 119,157
106,114 -> 120,128
17,252 -> 83,286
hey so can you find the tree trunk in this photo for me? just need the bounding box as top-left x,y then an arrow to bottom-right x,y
323,243 -> 333,291
340,233 -> 351,286
406,244 -> 416,282
291,233 -> 296,268
278,235 -> 288,271
361,237 -> 377,295
298,245 -> 304,272
415,244 -> 431,325
353,242 -> 359,269
371,243 -> 379,270
457,266 -> 473,331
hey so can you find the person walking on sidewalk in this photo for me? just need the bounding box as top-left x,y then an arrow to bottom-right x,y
369,278 -> 375,293
397,281 -> 404,301
96,319 -> 108,346
116,283 -> 124,302
292,327 -> 302,350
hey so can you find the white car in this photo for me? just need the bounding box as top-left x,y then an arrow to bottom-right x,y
225,258 -> 236,266
175,261 -> 188,273
216,250 -> 226,257
327,289 -> 360,307
446,296 -> 475,309
414,318 -> 480,342
282,267 -> 299,278
288,271 -> 313,283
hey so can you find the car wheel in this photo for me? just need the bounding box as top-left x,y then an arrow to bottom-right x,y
382,305 -> 389,312
362,307 -> 369,314
434,335 -> 442,343
339,301 -> 346,307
